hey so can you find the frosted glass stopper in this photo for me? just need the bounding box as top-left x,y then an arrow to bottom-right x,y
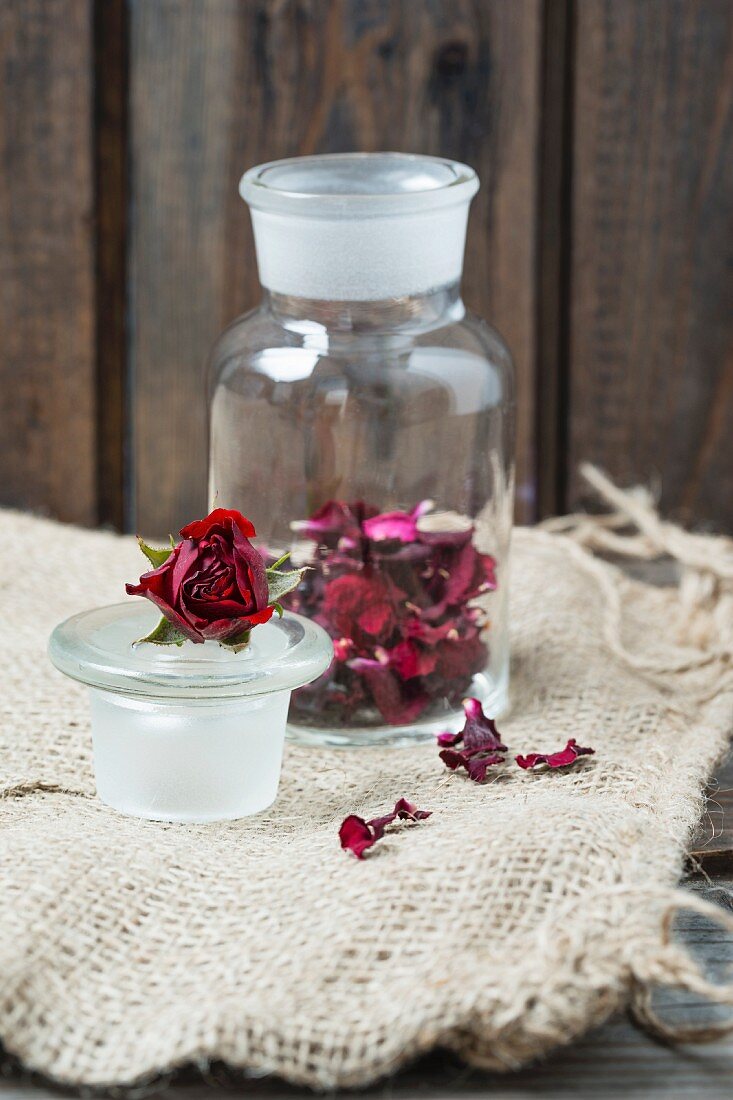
240,153 -> 479,301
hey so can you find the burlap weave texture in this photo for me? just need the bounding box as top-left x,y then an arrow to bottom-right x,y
0,486 -> 732,1089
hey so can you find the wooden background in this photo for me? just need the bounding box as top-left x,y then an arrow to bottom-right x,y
1,0 -> 731,536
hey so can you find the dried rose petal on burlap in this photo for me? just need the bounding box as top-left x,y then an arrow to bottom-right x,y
439,747 -> 505,782
515,738 -> 595,770
437,698 -> 508,782
461,697 -> 507,753
437,698 -> 506,752
339,798 -> 432,859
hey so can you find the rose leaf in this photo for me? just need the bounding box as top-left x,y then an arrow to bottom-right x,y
134,614 -> 187,647
266,566 -> 309,605
137,536 -> 175,569
219,628 -> 252,654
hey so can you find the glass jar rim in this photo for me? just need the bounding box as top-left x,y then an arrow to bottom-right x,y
240,152 -> 479,218
49,602 -> 333,701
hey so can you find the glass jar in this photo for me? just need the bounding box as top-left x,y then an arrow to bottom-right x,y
208,153 -> 515,747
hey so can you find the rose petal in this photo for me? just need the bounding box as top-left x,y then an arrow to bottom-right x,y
363,501 -> 433,544
392,797 -> 432,821
180,508 -> 256,540
436,731 -> 462,747
292,501 -> 363,547
338,815 -> 376,859
357,664 -> 430,725
465,753 -> 505,782
339,799 -> 432,858
363,511 -> 417,543
461,697 -> 507,753
439,747 -> 504,781
515,738 -> 595,770
439,697 -> 506,754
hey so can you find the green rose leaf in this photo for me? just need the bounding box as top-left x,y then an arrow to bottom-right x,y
266,566 -> 308,606
134,614 -> 187,647
219,628 -> 251,654
137,536 -> 175,569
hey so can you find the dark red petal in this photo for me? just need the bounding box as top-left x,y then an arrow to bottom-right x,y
358,602 -> 394,637
440,746 -> 505,782
339,815 -> 375,859
180,508 -> 256,540
125,545 -> 205,643
465,753 -> 505,782
366,812 -> 397,839
197,606 -> 275,641
359,664 -> 430,725
340,799 -> 431,858
231,525 -> 269,610
515,739 -> 595,770
392,797 -> 432,821
461,698 -> 507,753
439,747 -> 470,771
386,640 -> 438,680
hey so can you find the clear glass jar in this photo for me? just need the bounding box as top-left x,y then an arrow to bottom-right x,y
208,154 -> 515,747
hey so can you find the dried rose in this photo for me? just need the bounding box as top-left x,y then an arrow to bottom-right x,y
126,507 -> 306,650
439,747 -> 505,782
284,498 -> 497,727
322,571 -> 405,646
438,697 -> 506,753
437,697 -> 507,782
339,798 -> 432,859
515,739 -> 595,770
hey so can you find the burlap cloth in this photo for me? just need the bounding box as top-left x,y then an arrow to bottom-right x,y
1,468 -> 733,1089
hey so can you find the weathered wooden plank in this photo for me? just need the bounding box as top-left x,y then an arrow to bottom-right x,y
536,0 -> 573,517
690,753 -> 733,873
0,0 -> 97,525
94,0 -> 128,530
129,0 -> 543,537
567,0 -> 733,530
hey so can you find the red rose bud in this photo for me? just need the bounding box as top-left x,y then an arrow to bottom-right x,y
126,507 -> 302,648
515,738 -> 595,770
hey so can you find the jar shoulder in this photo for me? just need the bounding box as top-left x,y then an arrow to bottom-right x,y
208,301 -> 514,399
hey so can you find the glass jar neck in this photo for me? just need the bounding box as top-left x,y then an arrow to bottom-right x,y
264,283 -> 464,334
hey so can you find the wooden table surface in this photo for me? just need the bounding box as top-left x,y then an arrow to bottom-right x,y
1,756 -> 731,1100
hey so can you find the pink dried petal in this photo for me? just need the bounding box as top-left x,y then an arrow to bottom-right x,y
292,500 -> 361,546
515,738 -> 595,770
436,731 -> 462,747
339,799 -> 432,858
362,501 -> 432,544
332,637 -> 355,662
